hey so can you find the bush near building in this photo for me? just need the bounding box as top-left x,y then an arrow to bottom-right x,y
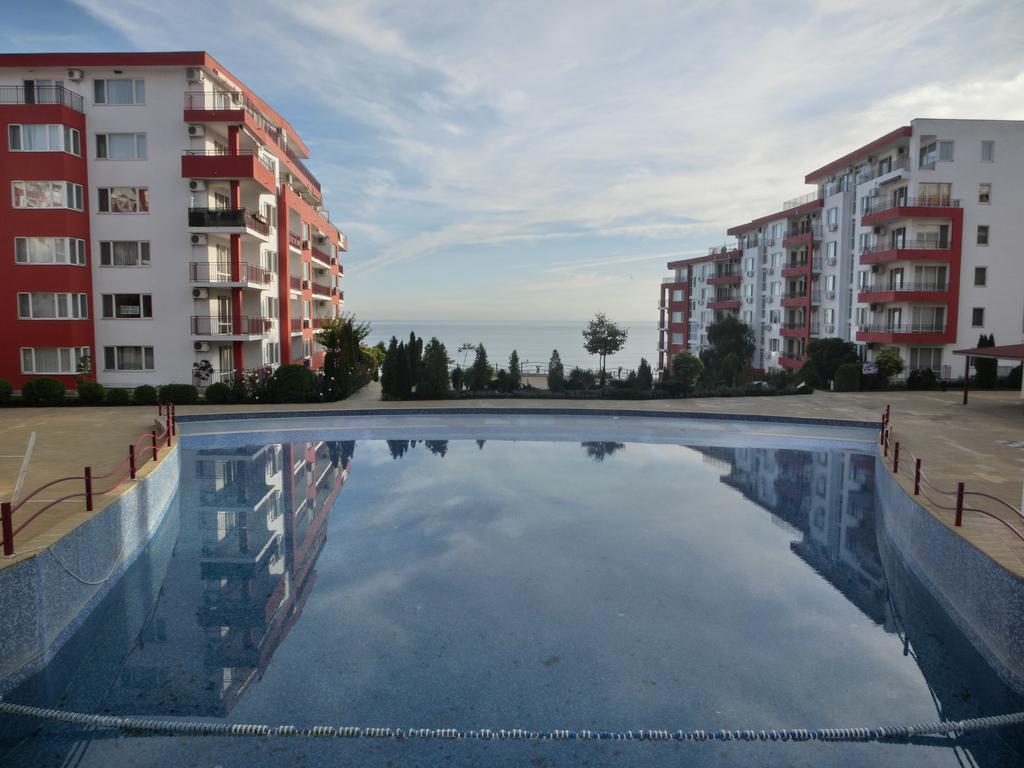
21,377 -> 67,406
267,364 -> 319,403
973,334 -> 998,388
0,379 -> 12,403
906,369 -> 937,390
133,385 -> 158,405
874,349 -> 906,385
203,382 -> 233,404
105,388 -> 131,405
76,381 -> 106,405
159,383 -> 200,405
834,363 -> 862,392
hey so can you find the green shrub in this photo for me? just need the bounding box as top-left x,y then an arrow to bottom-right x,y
834,363 -> 862,392
906,368 -> 937,391
22,377 -> 67,406
158,383 -> 199,405
203,382 -> 233,404
76,380 -> 106,405
106,388 -> 131,405
1006,364 -> 1022,390
133,384 -> 158,405
0,379 -> 12,403
268,364 -> 319,403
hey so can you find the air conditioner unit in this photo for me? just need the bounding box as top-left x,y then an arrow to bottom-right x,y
285,173 -> 295,185
870,304 -> 879,312
873,226 -> 883,235
302,279 -> 310,290
231,92 -> 242,105
768,266 -> 775,274
190,233 -> 208,246
194,341 -> 210,352
186,67 -> 204,83
302,319 -> 311,328
187,124 -> 205,138
66,68 -> 84,82
315,234 -> 327,244
827,290 -> 836,300
188,179 -> 206,192
745,297 -> 753,303
827,256 -> 837,266
870,264 -> 881,273
192,288 -> 209,299
301,240 -> 310,250
828,223 -> 838,232
869,188 -> 880,197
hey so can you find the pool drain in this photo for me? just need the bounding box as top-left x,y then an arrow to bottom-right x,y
1,700 -> 1023,744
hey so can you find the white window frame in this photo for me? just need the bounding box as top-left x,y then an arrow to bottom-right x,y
103,346 -> 155,371
981,140 -> 994,162
20,346 -> 90,374
11,180 -> 83,210
98,240 -> 151,267
15,237 -> 86,265
101,293 -> 153,319
16,292 -> 88,319
8,124 -> 81,155
95,132 -> 147,160
93,78 -> 145,105
97,186 -> 149,214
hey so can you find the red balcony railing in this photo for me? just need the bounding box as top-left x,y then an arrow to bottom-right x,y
290,318 -> 304,333
288,232 -> 303,249
311,281 -> 332,297
190,315 -> 272,336
311,246 -> 332,265
289,275 -> 303,292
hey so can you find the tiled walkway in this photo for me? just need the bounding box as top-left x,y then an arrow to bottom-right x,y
2,390 -> 1021,574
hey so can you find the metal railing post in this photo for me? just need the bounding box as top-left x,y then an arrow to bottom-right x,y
84,466 -> 93,512
1,501 -> 13,556
883,430 -> 889,458
129,444 -> 136,479
170,403 -> 176,437
165,420 -> 171,447
151,430 -> 159,462
955,482 -> 965,527
893,442 -> 900,474
914,458 -> 921,496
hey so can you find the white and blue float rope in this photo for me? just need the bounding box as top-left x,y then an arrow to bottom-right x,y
1,700 -> 1023,743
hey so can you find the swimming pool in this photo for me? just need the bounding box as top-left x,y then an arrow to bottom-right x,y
1,416 -> 1022,767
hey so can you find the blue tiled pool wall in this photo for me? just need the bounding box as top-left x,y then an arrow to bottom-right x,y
0,448 -> 180,695
875,460 -> 1024,697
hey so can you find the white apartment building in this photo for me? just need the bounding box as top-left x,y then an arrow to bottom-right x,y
658,119 -> 1024,380
1,52 -> 346,390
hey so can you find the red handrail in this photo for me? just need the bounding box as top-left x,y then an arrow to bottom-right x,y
879,405 -> 1024,542
1,404 -> 176,556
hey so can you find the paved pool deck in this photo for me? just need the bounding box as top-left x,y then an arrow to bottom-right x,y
1,389 -> 1022,575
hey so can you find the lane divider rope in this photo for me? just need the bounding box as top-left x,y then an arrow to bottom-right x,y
2,700 -> 1023,743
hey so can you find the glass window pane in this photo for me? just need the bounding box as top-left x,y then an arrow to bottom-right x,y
136,134 -> 146,159
106,79 -> 134,104
35,348 -> 59,372
134,80 -> 145,103
104,347 -> 116,370
94,79 -> 105,103
21,349 -> 33,372
18,294 -> 30,317
107,133 -> 136,159
35,293 -> 57,318
60,348 -> 72,372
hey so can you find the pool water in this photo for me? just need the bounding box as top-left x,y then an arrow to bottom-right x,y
2,433 -> 1022,767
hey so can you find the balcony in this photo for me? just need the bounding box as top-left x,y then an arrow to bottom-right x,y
290,318 -> 304,334
311,246 -> 333,266
857,281 -> 950,303
288,275 -> 305,293
856,157 -> 910,185
707,273 -> 741,286
780,290 -> 808,307
190,315 -> 272,339
861,196 -> 961,226
781,260 -> 808,277
288,232 -> 303,250
782,224 -> 822,247
856,323 -> 949,344
858,241 -> 952,266
181,149 -> 276,193
188,207 -> 270,236
311,281 -> 332,298
0,84 -> 84,111
183,91 -> 321,201
708,298 -> 741,311
778,354 -> 805,369
189,261 -> 271,288
780,323 -> 806,338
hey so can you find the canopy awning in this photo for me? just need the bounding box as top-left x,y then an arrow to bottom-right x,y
953,343 -> 1024,361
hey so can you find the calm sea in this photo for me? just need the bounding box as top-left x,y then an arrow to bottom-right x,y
365,320 -> 659,374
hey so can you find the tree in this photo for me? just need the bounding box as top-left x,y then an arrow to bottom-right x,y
407,332 -> 423,383
974,334 -> 998,388
582,313 -> 628,386
547,349 -> 565,392
804,337 -> 859,387
381,336 -> 401,398
467,343 -> 492,391
874,348 -> 905,384
457,342 -> 477,367
395,341 -> 413,398
508,350 -> 521,390
581,442 -> 626,462
451,365 -> 465,392
636,358 -> 653,391
418,337 -> 451,398
705,315 -> 755,386
316,315 -> 369,400
671,351 -> 703,395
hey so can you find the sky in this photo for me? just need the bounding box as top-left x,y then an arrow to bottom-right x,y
4,0 -> 1024,322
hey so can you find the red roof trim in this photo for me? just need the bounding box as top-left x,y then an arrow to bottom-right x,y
952,343 -> 1024,360
667,254 -> 716,269
803,126 -> 912,183
0,51 -> 309,156
726,198 -> 823,236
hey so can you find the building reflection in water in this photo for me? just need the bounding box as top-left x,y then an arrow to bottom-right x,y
103,439 -> 352,717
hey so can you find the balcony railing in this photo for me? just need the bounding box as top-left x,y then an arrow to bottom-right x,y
311,246 -> 333,265
311,281 -> 332,297
188,207 -> 270,234
857,157 -> 910,184
858,323 -> 947,334
782,190 -> 823,210
860,281 -> 949,294
860,240 -> 951,255
184,91 -> 320,194
784,223 -> 822,239
289,275 -> 303,292
190,315 -> 272,336
0,84 -> 84,111
189,261 -> 271,285
866,196 -> 960,215
290,318 -> 304,333
288,232 -> 303,249
183,148 -> 275,172
781,290 -> 807,300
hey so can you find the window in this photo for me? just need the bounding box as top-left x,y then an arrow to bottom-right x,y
15,237 -> 86,265
20,346 -> 90,374
103,346 -> 154,371
98,241 -> 150,267
670,333 -> 683,345
826,207 -> 838,227
972,307 -> 985,327
857,307 -> 868,326
671,311 -> 683,323
825,241 -> 837,262
974,267 -> 987,287
95,133 -> 147,160
265,296 -> 279,317
11,181 -> 83,210
938,140 -> 954,162
97,187 -> 149,213
213,192 -> 230,210
769,338 -> 779,352
825,274 -> 836,293
909,348 -> 942,373
101,293 -> 152,319
976,225 -> 989,245
8,124 -> 80,155
979,183 -> 991,204
981,140 -> 994,162
672,289 -> 683,301
16,292 -> 88,319
93,78 -> 145,105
